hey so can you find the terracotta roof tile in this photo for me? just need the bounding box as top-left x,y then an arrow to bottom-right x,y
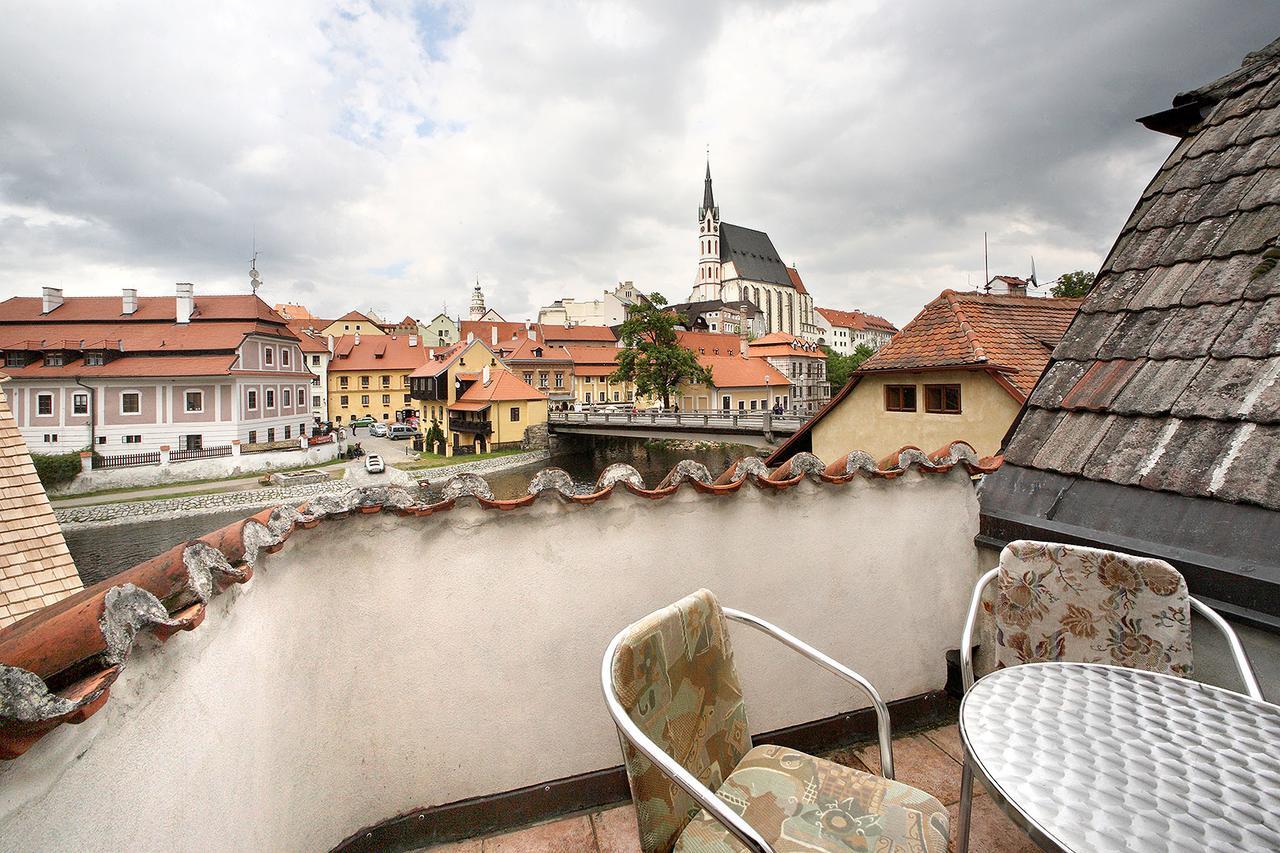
0,443 -> 1000,758
455,371 -> 546,403
697,355 -> 789,388
327,334 -> 430,372
815,307 -> 899,334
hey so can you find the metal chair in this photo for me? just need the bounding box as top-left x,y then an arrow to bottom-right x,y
601,589 -> 950,853
954,540 -> 1263,853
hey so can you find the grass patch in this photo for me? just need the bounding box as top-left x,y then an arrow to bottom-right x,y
392,448 -> 526,471
50,456 -> 346,502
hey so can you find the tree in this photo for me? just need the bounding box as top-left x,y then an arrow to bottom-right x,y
824,343 -> 876,392
424,416 -> 446,455
1051,270 -> 1096,298
611,293 -> 713,409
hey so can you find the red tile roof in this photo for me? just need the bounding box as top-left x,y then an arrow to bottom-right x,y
460,320 -> 534,345
0,444 -> 1000,758
816,307 -> 899,334
0,354 -> 243,378
746,333 -> 825,359
455,371 -> 547,403
286,322 -> 330,354
333,310 -> 377,325
408,341 -> 471,378
540,324 -> 617,343
698,355 -> 790,388
857,291 -> 1082,396
0,294 -> 283,324
327,334 -> 430,372
786,266 -> 809,295
676,331 -> 742,356
497,337 -> 573,363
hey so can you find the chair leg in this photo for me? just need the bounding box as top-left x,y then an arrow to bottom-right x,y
956,758 -> 974,853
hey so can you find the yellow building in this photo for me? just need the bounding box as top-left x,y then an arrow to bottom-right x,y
326,334 -> 427,424
563,346 -> 636,409
679,355 -> 791,413
319,310 -> 386,340
409,339 -> 547,455
767,290 -> 1082,463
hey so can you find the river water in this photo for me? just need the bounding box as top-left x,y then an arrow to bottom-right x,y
65,440 -> 754,587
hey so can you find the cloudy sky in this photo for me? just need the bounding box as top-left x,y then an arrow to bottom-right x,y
1,2 -> 1275,327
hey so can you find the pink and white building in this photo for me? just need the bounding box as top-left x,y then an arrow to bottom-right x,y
0,284 -> 316,454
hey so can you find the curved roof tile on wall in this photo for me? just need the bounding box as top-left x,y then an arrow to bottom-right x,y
0,443 -> 999,759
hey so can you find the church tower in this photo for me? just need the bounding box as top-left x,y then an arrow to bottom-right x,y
469,279 -> 486,321
695,161 -> 721,300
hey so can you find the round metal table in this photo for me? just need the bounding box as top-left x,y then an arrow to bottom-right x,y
959,662 -> 1280,852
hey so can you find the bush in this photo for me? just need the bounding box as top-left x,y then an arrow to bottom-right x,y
31,451 -> 83,488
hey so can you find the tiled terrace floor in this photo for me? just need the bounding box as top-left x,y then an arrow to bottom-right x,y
426,720 -> 1037,852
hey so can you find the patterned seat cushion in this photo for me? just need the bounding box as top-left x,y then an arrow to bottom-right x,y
993,540 -> 1193,676
675,744 -> 950,853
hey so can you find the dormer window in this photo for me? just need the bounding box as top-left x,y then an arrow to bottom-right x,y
85,353 -> 105,366
4,352 -> 25,368
45,353 -> 66,367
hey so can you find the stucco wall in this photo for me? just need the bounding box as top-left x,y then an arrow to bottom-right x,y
813,369 -> 1022,460
0,470 -> 982,851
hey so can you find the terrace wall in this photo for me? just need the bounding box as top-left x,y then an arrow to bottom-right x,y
0,468 -> 983,851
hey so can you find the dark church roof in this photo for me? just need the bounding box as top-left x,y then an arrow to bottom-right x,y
979,37 -> 1280,624
720,223 -> 795,287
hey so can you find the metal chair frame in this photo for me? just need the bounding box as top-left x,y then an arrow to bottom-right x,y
954,565 -> 1264,853
601,605 -> 897,853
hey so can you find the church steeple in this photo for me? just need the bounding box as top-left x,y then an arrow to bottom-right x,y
699,160 -> 718,222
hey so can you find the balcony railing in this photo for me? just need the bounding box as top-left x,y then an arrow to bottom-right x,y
449,417 -> 492,435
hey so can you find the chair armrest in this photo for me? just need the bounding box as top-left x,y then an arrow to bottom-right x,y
601,629 -> 775,853
1188,597 -> 1265,701
961,568 -> 1000,693
723,607 -> 896,781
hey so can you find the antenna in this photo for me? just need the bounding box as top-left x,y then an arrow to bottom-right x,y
1028,256 -> 1039,289
249,228 -> 262,296
983,232 -> 989,293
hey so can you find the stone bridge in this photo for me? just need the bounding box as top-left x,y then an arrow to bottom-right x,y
547,409 -> 806,448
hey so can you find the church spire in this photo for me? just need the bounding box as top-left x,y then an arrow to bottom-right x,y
703,160 -> 715,212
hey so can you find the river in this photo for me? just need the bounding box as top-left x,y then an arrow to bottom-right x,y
64,439 -> 755,587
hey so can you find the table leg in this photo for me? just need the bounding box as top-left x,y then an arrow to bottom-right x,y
956,759 -> 974,853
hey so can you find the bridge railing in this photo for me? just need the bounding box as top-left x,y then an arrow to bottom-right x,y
547,409 -> 807,431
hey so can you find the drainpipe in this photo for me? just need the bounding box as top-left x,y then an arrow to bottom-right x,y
73,376 -> 96,450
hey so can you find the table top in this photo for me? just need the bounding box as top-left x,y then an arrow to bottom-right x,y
960,662 -> 1280,853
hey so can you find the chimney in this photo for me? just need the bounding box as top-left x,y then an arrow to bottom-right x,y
409,335 -> 418,347
428,347 -> 435,358
175,283 -> 194,324
41,287 -> 63,314
528,327 -> 537,341
327,335 -> 334,353
467,331 -> 474,343
482,364 -> 491,385
491,326 -> 498,346
354,332 -> 361,345
122,288 -> 137,315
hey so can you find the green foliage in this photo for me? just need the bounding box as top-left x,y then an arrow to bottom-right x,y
824,343 -> 876,392
425,417 -> 446,454
31,451 -> 83,488
1051,270 -> 1096,298
611,292 -> 714,408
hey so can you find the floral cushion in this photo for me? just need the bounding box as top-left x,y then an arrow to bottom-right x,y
993,540 -> 1193,676
675,744 -> 950,853
611,590 -> 753,853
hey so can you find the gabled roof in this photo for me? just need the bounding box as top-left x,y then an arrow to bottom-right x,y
286,321 -> 329,354
855,291 -> 1081,397
409,341 -> 469,378
497,337 -> 572,363
455,370 -> 547,403
459,320 -> 532,345
746,332 -> 826,359
698,355 -> 789,388
816,307 -> 899,334
326,334 -> 429,372
719,223 -> 795,287
332,310 -> 376,325
0,377 -> 82,628
980,37 -> 1280,622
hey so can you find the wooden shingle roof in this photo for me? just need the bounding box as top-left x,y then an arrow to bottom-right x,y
0,376 -> 82,628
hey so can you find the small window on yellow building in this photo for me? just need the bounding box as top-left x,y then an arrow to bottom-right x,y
924,384 -> 962,414
885,385 -> 917,412
509,406 -> 520,422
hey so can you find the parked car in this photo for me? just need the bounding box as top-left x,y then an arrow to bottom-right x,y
364,454 -> 385,474
350,415 -> 376,427
369,422 -> 388,437
388,424 -> 417,440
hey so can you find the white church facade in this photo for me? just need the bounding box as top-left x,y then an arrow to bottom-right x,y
686,163 -> 817,338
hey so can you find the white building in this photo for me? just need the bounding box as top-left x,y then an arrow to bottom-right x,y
537,281 -> 640,328
686,163 -> 817,337
814,308 -> 899,355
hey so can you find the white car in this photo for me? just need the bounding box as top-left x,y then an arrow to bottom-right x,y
369,422 -> 389,437
364,454 -> 385,474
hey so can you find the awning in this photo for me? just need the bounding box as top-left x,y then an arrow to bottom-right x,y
449,401 -> 491,412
